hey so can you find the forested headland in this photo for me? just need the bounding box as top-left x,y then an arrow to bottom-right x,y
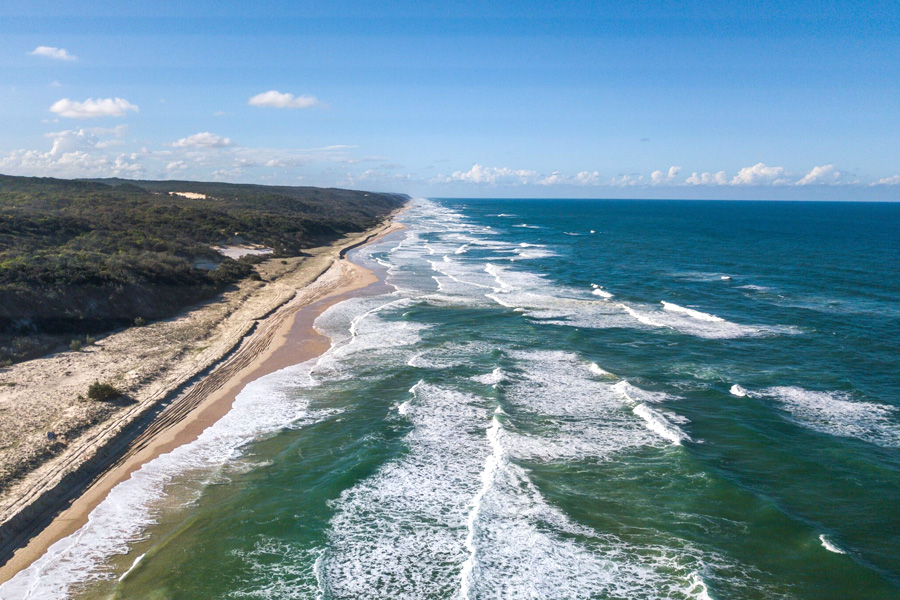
0,174 -> 407,363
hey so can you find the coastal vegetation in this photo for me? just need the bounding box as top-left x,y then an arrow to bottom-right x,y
0,174 -> 407,363
86,381 -> 121,402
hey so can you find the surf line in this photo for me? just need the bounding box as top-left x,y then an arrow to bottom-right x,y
460,416 -> 504,598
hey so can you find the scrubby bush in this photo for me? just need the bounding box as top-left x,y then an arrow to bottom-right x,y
87,380 -> 121,401
69,339 -> 82,351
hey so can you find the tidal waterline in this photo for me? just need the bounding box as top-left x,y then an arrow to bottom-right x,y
4,198 -> 899,599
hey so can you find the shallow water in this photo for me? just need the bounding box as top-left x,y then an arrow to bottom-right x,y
3,198 -> 899,599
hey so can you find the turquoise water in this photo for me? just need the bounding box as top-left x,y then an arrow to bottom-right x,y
3,198 -> 899,599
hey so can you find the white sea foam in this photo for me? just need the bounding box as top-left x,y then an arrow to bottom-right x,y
472,367 -> 505,385
460,417 -> 503,599
407,342 -> 496,370
483,264 -> 631,328
819,534 -> 846,554
613,380 -> 674,404
511,246 -> 557,261
687,573 -> 716,600
633,404 -> 692,445
313,295 -> 426,376
621,303 -> 668,328
588,362 -> 614,377
499,351 -> 668,461
611,381 -> 691,445
730,384 -> 749,397
621,301 -> 784,339
766,386 -> 900,448
458,410 -> 711,599
428,257 -> 496,293
662,301 -> 725,322
319,382 -> 489,598
118,552 -> 146,582
230,539 -> 323,599
592,288 -> 613,298
673,271 -> 732,283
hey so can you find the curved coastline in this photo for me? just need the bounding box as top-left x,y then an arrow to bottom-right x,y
0,212 -> 406,585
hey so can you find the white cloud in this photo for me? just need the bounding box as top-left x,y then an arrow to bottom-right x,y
30,46 -> 76,61
538,171 -> 565,185
45,129 -> 98,155
609,173 -> 645,186
0,148 -> 143,178
575,171 -> 601,185
264,157 -> 308,168
872,175 -> 900,186
443,164 -> 539,185
172,132 -> 233,148
731,163 -> 788,186
796,164 -> 841,185
50,97 -> 138,119
650,166 -> 681,185
43,126 -> 127,155
166,160 -> 188,172
685,170 -> 728,185
248,90 -> 322,109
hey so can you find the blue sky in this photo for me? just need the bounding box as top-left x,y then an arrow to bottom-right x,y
1,0 -> 898,199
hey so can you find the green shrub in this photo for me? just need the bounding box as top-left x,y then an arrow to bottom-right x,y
69,339 -> 82,351
134,316 -> 146,327
87,380 -> 120,401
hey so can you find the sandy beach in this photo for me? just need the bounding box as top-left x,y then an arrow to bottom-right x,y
0,213 -> 405,584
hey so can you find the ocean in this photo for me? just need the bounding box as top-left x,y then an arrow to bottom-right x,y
2,198 -> 899,599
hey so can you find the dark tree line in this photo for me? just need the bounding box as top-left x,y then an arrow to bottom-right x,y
0,174 -> 407,363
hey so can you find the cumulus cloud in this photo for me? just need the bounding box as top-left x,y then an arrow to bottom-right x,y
42,126 -> 127,155
796,164 -> 841,185
731,163 -> 788,186
443,164 -> 539,185
30,46 -> 76,61
0,148 -> 143,178
50,97 -> 138,119
650,166 -> 681,185
609,173 -> 646,187
575,171 -> 601,185
248,90 -> 322,109
538,171 -> 565,185
685,170 -> 728,185
172,132 -> 233,148
872,175 -> 900,186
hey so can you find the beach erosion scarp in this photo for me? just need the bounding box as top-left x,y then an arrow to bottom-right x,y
0,211 -> 406,583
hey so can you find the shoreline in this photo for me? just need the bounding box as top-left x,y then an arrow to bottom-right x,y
0,214 -> 405,585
